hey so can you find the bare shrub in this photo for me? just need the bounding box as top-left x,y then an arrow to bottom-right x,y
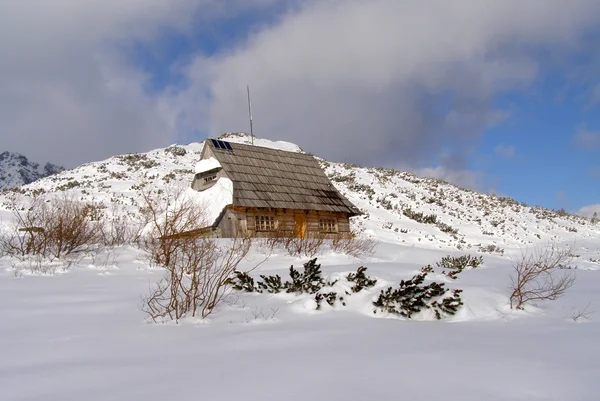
284,234 -> 325,258
0,195 -> 47,258
259,228 -> 376,260
0,194 -> 101,261
509,243 -> 577,310
138,184 -> 254,322
257,230 -> 325,258
90,247 -> 118,269
571,302 -> 594,322
137,184 -> 210,267
99,204 -> 143,247
10,254 -> 66,276
142,237 -> 251,322
331,234 -> 377,259
258,230 -> 296,253
45,201 -> 101,259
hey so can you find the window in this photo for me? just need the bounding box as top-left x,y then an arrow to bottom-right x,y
319,218 -> 337,233
255,215 -> 276,231
203,174 -> 217,183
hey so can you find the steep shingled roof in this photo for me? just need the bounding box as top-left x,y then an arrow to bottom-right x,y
202,139 -> 361,216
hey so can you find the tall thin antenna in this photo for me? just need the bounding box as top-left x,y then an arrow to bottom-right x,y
247,85 -> 254,146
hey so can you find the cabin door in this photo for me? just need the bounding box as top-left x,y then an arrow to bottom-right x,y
294,213 -> 306,238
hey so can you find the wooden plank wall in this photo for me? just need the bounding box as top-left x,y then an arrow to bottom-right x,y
218,206 -> 351,238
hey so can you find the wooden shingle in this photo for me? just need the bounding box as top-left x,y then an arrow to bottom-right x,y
205,140 -> 361,216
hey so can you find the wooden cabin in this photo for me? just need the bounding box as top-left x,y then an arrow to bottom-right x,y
191,139 -> 362,238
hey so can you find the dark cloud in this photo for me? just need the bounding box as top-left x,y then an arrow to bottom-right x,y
0,0 -> 283,166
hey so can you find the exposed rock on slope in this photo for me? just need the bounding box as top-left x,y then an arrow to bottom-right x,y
0,151 -> 63,190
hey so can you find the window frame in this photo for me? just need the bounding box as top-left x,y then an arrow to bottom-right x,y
319,218 -> 338,233
255,215 -> 276,231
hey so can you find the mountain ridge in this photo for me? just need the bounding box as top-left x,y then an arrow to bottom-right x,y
0,151 -> 64,190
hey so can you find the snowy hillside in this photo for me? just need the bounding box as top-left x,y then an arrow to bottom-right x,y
0,151 -> 63,190
2,133 -> 598,262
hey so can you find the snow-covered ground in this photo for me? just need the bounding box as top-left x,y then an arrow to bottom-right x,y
1,133 -> 599,400
1,241 -> 599,401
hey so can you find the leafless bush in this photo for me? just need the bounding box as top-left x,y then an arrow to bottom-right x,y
509,243 -> 577,310
331,234 -> 377,259
245,307 -> 279,323
0,195 -> 47,257
259,228 -> 376,260
45,201 -> 101,259
138,184 -> 253,322
256,230 -> 325,258
259,230 -> 296,253
571,302 -> 594,322
90,247 -> 118,269
99,204 -> 144,247
137,184 -> 210,267
0,194 -> 101,261
142,237 -> 251,322
10,254 -> 66,276
283,234 -> 325,258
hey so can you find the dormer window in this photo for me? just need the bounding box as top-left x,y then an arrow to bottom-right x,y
193,162 -> 222,191
194,157 -> 223,191
203,174 -> 217,183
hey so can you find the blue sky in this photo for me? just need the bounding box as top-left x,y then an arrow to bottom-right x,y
1,0 -> 599,214
475,75 -> 600,211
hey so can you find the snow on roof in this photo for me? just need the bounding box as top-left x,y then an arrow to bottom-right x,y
195,157 -> 221,174
181,177 -> 233,227
140,177 -> 233,237
218,133 -> 303,153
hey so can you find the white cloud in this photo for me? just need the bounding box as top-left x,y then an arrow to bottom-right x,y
576,204 -> 600,218
174,0 -> 600,171
414,166 -> 483,191
494,144 -> 516,158
575,125 -> 600,150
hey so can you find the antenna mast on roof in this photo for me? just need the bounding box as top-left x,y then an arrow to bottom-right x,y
247,85 -> 254,146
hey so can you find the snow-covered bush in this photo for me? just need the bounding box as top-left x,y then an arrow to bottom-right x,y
229,258 -> 334,294
229,259 -> 379,311
479,244 -> 504,255
403,207 -> 438,224
437,222 -> 459,235
372,266 -> 463,319
346,266 -> 377,293
164,145 -> 187,157
437,255 -> 483,280
230,259 -> 465,320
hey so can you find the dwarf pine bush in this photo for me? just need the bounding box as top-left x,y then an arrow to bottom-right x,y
372,266 -> 464,319
437,255 -> 483,279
